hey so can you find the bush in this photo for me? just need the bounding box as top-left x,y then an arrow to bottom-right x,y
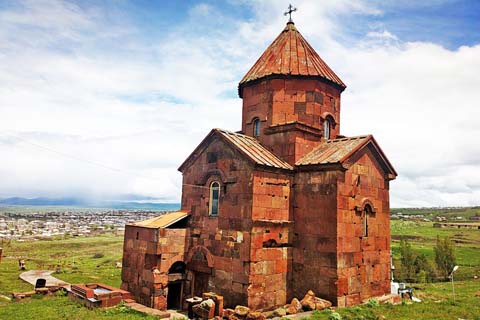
365,299 -> 380,308
328,311 -> 342,320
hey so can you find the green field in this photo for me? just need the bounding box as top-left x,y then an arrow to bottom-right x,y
392,207 -> 480,220
0,221 -> 479,319
391,220 -> 480,280
0,234 -> 124,295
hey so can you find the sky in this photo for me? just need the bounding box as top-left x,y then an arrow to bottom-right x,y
0,0 -> 479,207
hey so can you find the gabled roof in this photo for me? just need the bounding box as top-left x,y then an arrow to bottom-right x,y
296,135 -> 397,177
178,129 -> 294,172
129,210 -> 189,229
239,22 -> 346,97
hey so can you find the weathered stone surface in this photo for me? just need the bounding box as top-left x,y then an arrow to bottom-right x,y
272,307 -> 287,317
287,297 -> 303,314
313,297 -> 332,310
300,290 -> 317,310
193,299 -> 216,319
229,314 -> 244,320
246,311 -> 266,320
234,305 -> 251,317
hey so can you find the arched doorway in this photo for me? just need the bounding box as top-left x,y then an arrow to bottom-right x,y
187,246 -> 213,297
167,261 -> 186,309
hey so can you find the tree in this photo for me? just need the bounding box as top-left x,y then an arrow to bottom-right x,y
399,238 -> 416,281
413,253 -> 435,282
434,235 -> 456,280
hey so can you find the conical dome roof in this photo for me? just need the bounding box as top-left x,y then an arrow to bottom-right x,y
239,22 -> 346,97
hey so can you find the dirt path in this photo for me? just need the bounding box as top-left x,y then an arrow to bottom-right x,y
19,270 -> 70,289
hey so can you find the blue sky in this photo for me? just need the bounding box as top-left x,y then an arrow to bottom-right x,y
0,0 -> 479,207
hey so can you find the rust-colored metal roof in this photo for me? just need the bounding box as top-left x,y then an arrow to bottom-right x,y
296,135 -> 371,165
296,135 -> 397,177
178,129 -> 293,172
239,22 -> 346,94
216,129 -> 293,170
129,210 -> 189,229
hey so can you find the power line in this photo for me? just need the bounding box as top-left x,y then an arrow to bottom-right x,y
0,133 -> 212,190
0,133 -> 165,183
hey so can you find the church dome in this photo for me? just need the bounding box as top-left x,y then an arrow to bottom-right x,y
239,22 -> 346,97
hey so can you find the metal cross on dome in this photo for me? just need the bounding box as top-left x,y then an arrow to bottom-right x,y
284,4 -> 297,23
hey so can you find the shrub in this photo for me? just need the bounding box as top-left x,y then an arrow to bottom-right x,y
328,311 -> 342,320
365,299 -> 380,308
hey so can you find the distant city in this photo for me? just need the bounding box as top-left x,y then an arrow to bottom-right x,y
0,207 -> 177,241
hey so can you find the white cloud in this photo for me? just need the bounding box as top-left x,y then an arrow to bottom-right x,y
0,0 -> 479,207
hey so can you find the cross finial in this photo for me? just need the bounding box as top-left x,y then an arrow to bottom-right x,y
284,4 -> 297,23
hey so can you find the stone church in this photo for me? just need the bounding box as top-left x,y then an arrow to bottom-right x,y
121,19 -> 397,311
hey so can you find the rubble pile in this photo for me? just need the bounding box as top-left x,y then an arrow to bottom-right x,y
191,290 -> 333,320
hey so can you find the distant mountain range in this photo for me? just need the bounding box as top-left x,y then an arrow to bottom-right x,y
0,197 -> 181,211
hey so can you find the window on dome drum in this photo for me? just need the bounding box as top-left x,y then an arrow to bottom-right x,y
253,118 -> 261,137
363,204 -> 373,237
330,97 -> 336,111
209,181 -> 220,216
324,119 -> 331,139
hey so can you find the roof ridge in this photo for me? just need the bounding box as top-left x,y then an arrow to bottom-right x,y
214,129 -> 293,170
327,135 -> 370,143
214,128 -> 258,140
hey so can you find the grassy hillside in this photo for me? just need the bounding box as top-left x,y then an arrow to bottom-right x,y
0,234 -> 124,295
391,220 -> 480,280
392,207 -> 480,220
0,223 -> 479,319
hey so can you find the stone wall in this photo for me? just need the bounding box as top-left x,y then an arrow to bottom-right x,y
121,225 -> 187,310
248,170 -> 293,310
241,78 -> 341,164
241,78 -> 341,135
291,169 -> 339,303
336,147 -> 391,307
181,138 -> 255,307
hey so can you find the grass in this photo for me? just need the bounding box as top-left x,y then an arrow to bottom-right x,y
390,220 -> 480,280
0,234 -> 124,295
392,207 -> 480,220
0,296 -> 158,320
1,221 -> 479,319
307,280 -> 480,320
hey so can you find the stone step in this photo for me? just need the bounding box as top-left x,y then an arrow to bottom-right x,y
127,302 -> 171,319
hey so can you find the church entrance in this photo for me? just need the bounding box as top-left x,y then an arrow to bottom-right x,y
193,272 -> 210,297
167,261 -> 186,309
167,282 -> 182,309
187,248 -> 212,297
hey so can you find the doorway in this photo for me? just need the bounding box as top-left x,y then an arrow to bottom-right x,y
167,261 -> 186,309
193,272 -> 210,297
167,281 -> 183,309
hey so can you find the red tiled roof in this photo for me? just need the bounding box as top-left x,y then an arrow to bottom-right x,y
296,135 -> 397,177
178,129 -> 293,172
239,22 -> 346,95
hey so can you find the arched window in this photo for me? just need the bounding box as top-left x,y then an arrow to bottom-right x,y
363,204 -> 373,237
209,181 -> 220,216
324,118 -> 331,140
253,118 -> 261,137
